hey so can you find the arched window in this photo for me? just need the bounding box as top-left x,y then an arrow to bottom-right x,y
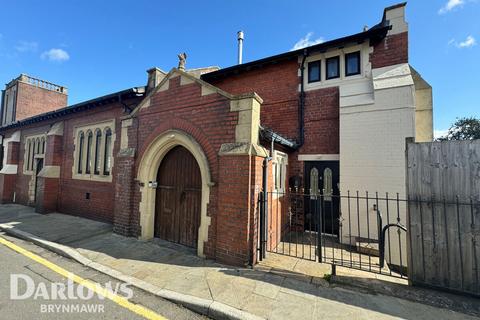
41,137 -> 45,154
103,128 -> 112,175
77,132 -> 85,174
323,168 -> 333,201
29,139 -> 34,170
23,135 -> 47,173
94,130 -> 102,175
36,138 -> 40,154
26,139 -> 31,171
85,131 -> 93,174
310,167 -> 319,199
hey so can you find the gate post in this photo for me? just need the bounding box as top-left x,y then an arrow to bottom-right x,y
258,190 -> 265,261
317,196 -> 323,263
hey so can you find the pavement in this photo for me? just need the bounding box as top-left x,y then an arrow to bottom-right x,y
0,204 -> 478,320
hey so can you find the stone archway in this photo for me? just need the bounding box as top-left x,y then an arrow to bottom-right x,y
137,129 -> 212,257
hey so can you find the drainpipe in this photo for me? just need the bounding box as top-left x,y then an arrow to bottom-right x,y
297,48 -> 309,148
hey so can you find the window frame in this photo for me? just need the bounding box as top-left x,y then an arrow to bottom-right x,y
23,134 -> 47,175
103,128 -> 112,176
72,120 -> 115,182
85,131 -> 93,174
94,130 -> 102,175
77,132 -> 85,174
272,151 -> 288,196
345,51 -> 361,77
326,56 -> 340,80
307,60 -> 321,83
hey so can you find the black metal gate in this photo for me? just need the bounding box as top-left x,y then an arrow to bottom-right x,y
260,189 -> 409,280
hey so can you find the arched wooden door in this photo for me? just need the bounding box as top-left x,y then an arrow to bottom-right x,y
154,146 -> 201,248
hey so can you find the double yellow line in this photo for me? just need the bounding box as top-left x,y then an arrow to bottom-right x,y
0,236 -> 167,320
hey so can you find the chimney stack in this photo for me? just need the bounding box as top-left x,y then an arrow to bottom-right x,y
146,67 -> 166,92
237,31 -> 244,65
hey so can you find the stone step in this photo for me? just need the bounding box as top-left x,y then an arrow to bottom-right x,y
356,241 -> 380,257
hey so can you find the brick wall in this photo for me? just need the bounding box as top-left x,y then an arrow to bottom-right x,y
206,61 -> 340,187
370,32 -> 408,69
15,81 -> 67,122
0,173 -> 16,203
208,60 -> 300,141
57,104 -> 128,223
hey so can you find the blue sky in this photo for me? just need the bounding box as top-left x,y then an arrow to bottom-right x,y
0,0 -> 478,135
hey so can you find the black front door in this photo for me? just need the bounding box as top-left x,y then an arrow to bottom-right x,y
304,161 -> 340,235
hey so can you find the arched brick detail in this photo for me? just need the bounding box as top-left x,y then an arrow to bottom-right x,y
136,116 -> 217,176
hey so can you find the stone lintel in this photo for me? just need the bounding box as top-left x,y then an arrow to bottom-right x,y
118,147 -> 136,158
38,165 -> 60,178
219,142 -> 268,157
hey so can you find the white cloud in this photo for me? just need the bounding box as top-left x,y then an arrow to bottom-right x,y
291,32 -> 324,51
439,0 -> 464,14
15,41 -> 38,52
458,35 -> 476,48
434,129 -> 449,139
41,48 -> 70,62
449,35 -> 476,48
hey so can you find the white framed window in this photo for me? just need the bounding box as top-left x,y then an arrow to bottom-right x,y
73,120 -> 115,182
273,151 -> 288,195
23,134 -> 46,175
304,43 -> 368,91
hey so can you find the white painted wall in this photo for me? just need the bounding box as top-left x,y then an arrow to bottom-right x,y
339,63 -> 418,268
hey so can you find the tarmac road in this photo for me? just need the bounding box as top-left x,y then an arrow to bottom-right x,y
0,232 -> 208,320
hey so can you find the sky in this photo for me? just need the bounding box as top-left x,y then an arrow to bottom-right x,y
0,0 -> 478,136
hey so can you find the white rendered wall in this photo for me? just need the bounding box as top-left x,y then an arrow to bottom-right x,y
339,63 -> 416,268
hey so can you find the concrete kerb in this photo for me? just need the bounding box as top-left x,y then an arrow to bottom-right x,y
0,224 -> 264,320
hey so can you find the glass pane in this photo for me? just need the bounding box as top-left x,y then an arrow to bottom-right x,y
94,131 -> 102,174
26,141 -> 31,171
78,133 -> 84,174
310,167 -> 319,199
29,141 -> 34,170
308,61 -> 320,82
86,132 -> 93,174
104,129 -> 112,175
326,57 -> 339,79
346,52 -> 360,76
323,168 -> 332,201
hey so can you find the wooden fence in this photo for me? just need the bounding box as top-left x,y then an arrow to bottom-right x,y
406,140 -> 480,296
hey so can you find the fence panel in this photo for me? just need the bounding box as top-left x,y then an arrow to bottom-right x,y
407,140 -> 480,296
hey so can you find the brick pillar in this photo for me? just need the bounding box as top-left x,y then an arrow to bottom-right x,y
113,118 -> 138,237
36,122 -> 63,213
216,144 -> 267,266
0,131 -> 21,203
113,148 -> 137,236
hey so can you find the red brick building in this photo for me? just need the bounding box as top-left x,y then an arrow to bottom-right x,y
0,4 -> 432,266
